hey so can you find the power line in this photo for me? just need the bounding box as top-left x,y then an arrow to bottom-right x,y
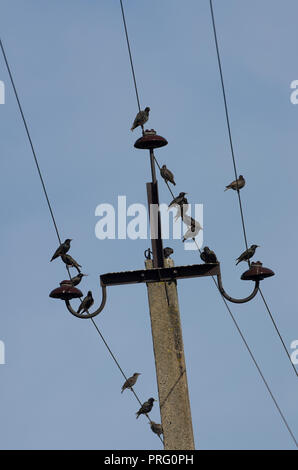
0,37 -> 162,445
208,0 -> 297,378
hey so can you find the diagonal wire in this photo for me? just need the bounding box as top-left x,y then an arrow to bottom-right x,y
0,37 -> 163,445
208,0 -> 297,377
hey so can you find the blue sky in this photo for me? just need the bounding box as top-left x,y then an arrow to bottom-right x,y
0,0 -> 297,450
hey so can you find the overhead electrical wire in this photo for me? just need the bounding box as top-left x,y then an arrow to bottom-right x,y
118,0 -> 297,447
209,0 -> 298,378
0,37 -> 163,446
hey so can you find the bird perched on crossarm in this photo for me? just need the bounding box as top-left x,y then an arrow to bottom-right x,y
131,107 -> 150,131
200,246 -> 218,264
61,254 -> 82,273
160,165 -> 176,186
236,244 -> 259,265
225,175 -> 245,192
136,398 -> 155,419
149,421 -> 163,437
121,373 -> 141,393
50,239 -> 72,261
77,291 -> 94,314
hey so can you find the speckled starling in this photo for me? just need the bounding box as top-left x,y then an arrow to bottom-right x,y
160,165 -> 176,186
61,253 -> 82,273
131,107 -> 150,131
200,246 -> 218,263
77,291 -> 94,314
51,239 -> 72,261
149,421 -> 163,437
136,398 -> 155,419
163,247 -> 174,259
236,244 -> 259,265
168,192 -> 188,208
225,175 -> 245,192
121,373 -> 141,393
182,216 -> 202,242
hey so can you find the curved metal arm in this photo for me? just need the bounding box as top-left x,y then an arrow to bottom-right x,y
216,271 -> 259,304
65,285 -> 107,319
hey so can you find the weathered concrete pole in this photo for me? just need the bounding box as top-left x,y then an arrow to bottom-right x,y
145,258 -> 195,450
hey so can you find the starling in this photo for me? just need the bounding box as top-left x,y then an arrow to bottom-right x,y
69,273 -> 88,286
236,244 -> 259,265
61,253 -> 82,273
160,165 -> 176,186
163,247 -> 174,259
168,192 -> 188,208
130,107 -> 150,131
121,373 -> 141,393
182,216 -> 202,242
200,246 -> 218,264
149,421 -> 163,437
173,202 -> 189,221
136,398 -> 155,419
225,175 -> 245,192
77,291 -> 94,314
50,239 -> 72,261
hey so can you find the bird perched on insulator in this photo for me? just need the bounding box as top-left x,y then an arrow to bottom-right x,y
200,246 -> 218,264
59,273 -> 87,286
77,291 -> 94,314
130,107 -> 150,131
160,165 -> 176,186
50,239 -> 72,261
163,247 -> 174,259
121,373 -> 141,394
136,398 -> 155,419
149,421 -> 163,437
61,253 -> 82,273
236,244 -> 259,265
225,175 -> 245,192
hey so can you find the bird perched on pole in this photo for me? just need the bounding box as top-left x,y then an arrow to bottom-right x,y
168,192 -> 188,209
77,291 -> 94,314
149,421 -> 163,437
200,246 -> 218,264
160,165 -> 176,186
61,254 -> 82,273
136,398 -> 155,419
163,247 -> 174,259
225,175 -> 245,192
236,245 -> 259,265
121,373 -> 141,393
59,273 -> 88,287
130,107 -> 150,131
50,239 -> 72,261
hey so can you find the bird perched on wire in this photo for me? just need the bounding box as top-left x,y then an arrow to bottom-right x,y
163,247 -> 174,259
168,192 -> 188,209
160,165 -> 176,186
130,107 -> 150,131
225,175 -> 245,192
61,254 -> 82,273
182,215 -> 202,242
236,244 -> 259,265
136,398 -> 155,419
149,421 -> 163,437
77,291 -> 94,314
200,246 -> 218,264
50,239 -> 72,261
121,373 -> 141,394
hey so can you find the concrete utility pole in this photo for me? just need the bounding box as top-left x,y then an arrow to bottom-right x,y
146,258 -> 195,450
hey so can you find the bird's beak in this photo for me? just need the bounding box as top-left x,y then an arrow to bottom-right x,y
83,274 -> 88,276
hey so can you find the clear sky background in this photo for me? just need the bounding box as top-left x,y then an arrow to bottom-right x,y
0,0 -> 297,450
